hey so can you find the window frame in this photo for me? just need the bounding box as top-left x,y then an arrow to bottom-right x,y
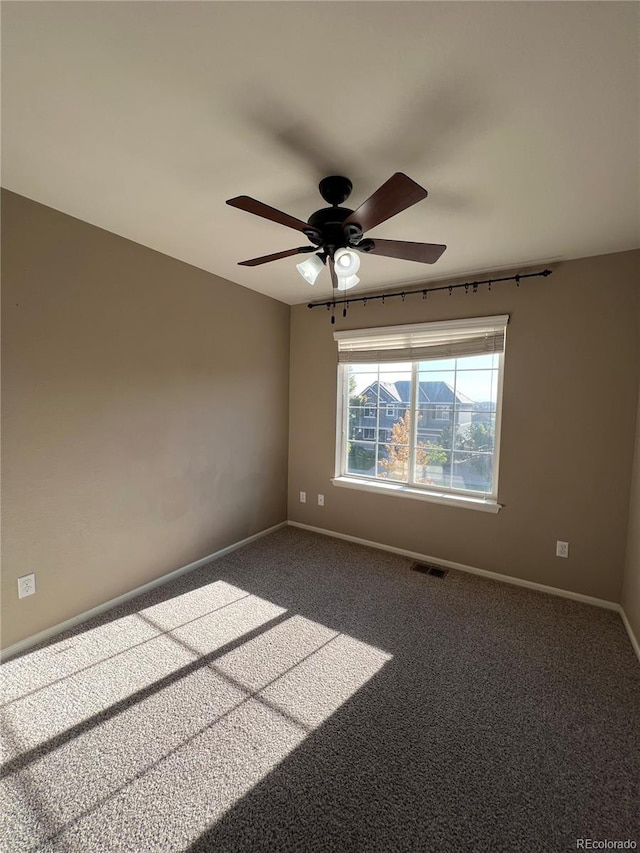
333,316 -> 507,513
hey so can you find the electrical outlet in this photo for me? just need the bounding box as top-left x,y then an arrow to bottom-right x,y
18,573 -> 36,598
299,491 -> 306,503
556,541 -> 569,558
318,494 -> 324,506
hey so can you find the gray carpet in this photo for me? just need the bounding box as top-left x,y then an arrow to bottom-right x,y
1,526 -> 639,852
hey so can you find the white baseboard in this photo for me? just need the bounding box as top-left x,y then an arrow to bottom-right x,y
288,521 -> 640,665
619,607 -> 640,664
288,521 -> 619,609
1,521 -> 287,662
5,518 -> 638,668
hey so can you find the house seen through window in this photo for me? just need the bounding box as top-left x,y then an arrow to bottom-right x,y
334,316 -> 508,507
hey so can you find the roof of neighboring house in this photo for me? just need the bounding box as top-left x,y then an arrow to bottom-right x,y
359,380 -> 474,406
378,381 -> 403,402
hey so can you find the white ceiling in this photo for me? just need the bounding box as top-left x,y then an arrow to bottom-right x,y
2,1 -> 639,305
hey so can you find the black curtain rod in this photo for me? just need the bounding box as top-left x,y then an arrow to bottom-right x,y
307,268 -> 553,311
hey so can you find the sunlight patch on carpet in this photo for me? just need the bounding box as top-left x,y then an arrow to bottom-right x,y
0,581 -> 251,706
1,590 -> 285,752
0,581 -> 391,852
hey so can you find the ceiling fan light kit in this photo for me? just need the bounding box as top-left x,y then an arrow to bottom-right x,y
226,172 -> 447,292
334,247 -> 360,277
337,273 -> 360,292
296,254 -> 324,285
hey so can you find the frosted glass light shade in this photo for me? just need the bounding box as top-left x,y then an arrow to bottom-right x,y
296,254 -> 324,285
337,274 -> 360,291
334,248 -> 360,277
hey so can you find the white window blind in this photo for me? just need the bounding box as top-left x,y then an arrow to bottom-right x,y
334,315 -> 509,364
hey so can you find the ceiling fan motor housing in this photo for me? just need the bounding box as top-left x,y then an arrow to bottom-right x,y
305,205 -> 365,255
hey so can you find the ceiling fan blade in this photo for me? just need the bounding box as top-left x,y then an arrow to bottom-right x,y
328,257 -> 339,290
342,173 -> 428,234
227,196 -> 312,234
238,246 -> 315,267
366,238 -> 446,264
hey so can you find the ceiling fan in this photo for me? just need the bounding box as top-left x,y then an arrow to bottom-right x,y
226,173 -> 446,291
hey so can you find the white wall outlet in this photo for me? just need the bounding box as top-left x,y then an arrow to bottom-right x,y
18,573 -> 36,598
299,491 -> 306,503
556,541 -> 569,558
318,494 -> 324,506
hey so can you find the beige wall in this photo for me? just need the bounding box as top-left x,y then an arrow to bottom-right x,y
289,250 -> 640,603
622,297 -> 640,643
1,190 -> 290,649
3,188 -> 638,651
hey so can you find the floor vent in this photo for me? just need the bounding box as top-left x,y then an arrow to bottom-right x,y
412,563 -> 448,578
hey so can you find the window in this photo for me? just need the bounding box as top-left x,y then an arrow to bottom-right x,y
386,405 -> 396,418
364,405 -> 376,418
334,315 -> 508,512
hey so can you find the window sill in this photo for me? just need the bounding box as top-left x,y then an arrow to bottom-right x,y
331,476 -> 502,513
